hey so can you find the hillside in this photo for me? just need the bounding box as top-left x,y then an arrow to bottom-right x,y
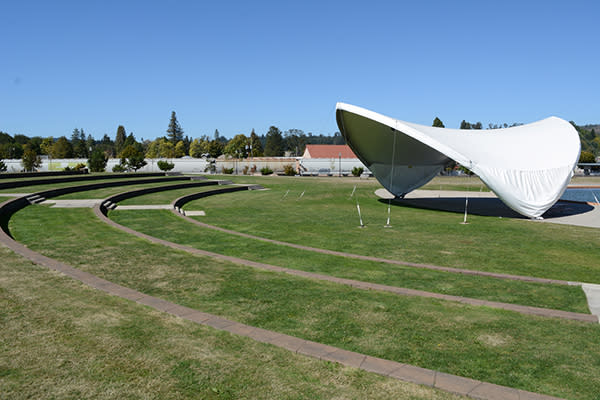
576,124 -> 600,156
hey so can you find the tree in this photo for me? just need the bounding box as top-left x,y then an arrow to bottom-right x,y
579,151 -> 596,163
207,140 -> 224,158
86,134 -> 95,154
122,132 -> 137,151
158,139 -> 175,158
432,117 -> 445,128
0,131 -> 12,144
284,129 -> 307,156
115,125 -> 127,155
332,131 -> 345,145
249,129 -> 263,157
167,111 -> 184,144
98,133 -> 115,157
88,148 -> 108,172
157,160 -> 175,171
13,134 -> 30,145
0,143 -> 24,159
28,136 -> 43,155
71,128 -> 88,158
51,136 -> 73,158
120,145 -> 147,172
460,120 -> 482,130
145,139 -> 161,158
264,126 -> 284,156
189,138 -> 209,158
40,137 -> 55,155
182,135 -> 191,155
21,144 -> 41,172
223,134 -> 249,157
174,140 -> 186,158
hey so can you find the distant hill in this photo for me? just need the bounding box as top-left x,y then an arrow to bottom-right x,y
581,124 -> 600,133
575,124 -> 599,156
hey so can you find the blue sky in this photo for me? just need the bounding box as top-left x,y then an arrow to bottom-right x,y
1,0 -> 599,140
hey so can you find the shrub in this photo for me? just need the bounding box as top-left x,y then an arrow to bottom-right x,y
283,164 -> 296,176
88,149 -> 108,172
250,164 -> 257,174
157,160 -> 175,172
221,167 -> 234,174
74,163 -> 87,171
112,164 -> 126,172
351,166 -> 364,177
260,166 -> 273,175
242,165 -> 249,175
0,160 -> 6,172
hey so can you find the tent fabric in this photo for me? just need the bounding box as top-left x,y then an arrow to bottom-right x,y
336,102 -> 581,218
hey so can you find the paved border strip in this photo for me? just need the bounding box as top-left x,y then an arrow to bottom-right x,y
171,190 -> 579,287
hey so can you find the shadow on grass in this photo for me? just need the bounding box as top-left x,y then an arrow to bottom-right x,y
381,197 -> 594,219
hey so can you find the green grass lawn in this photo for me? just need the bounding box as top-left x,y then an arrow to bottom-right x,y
110,209 -> 588,313
9,205 -> 600,400
0,245 -> 465,400
420,176 -> 490,191
183,176 -> 600,283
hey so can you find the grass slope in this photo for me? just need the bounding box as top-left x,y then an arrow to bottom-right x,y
111,209 -> 588,313
9,206 -> 600,400
0,246 -> 463,400
186,176 -> 600,283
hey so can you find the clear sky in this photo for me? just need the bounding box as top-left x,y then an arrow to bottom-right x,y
2,0 -> 599,141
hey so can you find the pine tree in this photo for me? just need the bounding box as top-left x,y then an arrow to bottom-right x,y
264,126 -> 284,156
432,117 -> 445,128
249,129 -> 263,157
167,111 -> 184,144
115,125 -> 126,155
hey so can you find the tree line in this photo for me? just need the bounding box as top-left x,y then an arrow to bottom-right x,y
1,112 -> 597,172
0,111 -> 347,172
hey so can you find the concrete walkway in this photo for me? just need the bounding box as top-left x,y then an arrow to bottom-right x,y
540,203 -> 600,228
0,192 -> 33,197
114,204 -> 174,210
582,284 -> 600,317
38,200 -> 184,211
41,199 -> 104,208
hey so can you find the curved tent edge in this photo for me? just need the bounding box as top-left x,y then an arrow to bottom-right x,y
335,103 -> 580,219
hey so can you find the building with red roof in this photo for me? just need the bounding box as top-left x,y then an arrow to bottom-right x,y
302,144 -> 357,159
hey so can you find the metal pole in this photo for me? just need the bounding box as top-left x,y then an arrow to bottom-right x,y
339,152 -> 341,177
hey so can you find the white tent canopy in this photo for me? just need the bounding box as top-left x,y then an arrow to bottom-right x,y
336,103 -> 581,218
